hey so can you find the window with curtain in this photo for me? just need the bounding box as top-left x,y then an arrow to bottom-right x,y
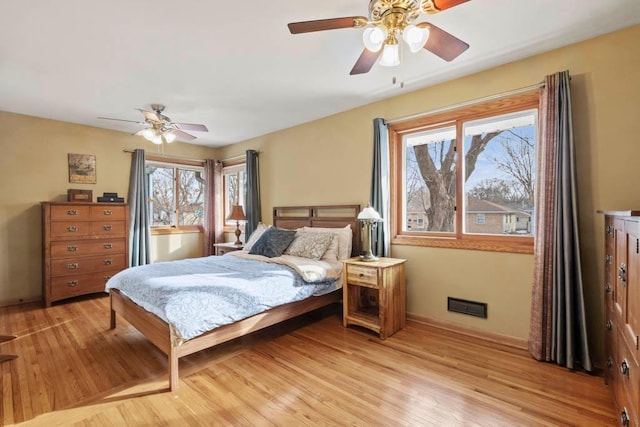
222,163 -> 247,227
146,160 -> 205,234
389,92 -> 539,253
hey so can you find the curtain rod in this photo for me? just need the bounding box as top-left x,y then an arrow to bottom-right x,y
221,151 -> 261,163
122,149 -> 205,163
386,81 -> 545,125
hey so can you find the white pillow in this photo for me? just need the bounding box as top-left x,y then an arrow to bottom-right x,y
302,225 -> 353,260
244,222 -> 271,252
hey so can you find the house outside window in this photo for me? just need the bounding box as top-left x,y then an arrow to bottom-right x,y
146,160 -> 204,234
390,92 -> 538,253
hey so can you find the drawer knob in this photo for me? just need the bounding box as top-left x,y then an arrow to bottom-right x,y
67,263 -> 79,269
605,254 -> 612,265
66,280 -> 78,287
103,259 -> 113,265
606,320 -> 613,331
359,273 -> 364,277
103,243 -> 113,249
621,408 -> 629,426
620,359 -> 630,376
605,283 -> 612,293
103,210 -> 112,215
607,357 -> 613,369
67,226 -> 78,232
104,275 -> 112,281
67,245 -> 78,252
618,264 -> 627,283
103,225 -> 113,231
66,209 -> 77,215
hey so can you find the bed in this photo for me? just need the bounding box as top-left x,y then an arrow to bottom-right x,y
108,204 -> 361,391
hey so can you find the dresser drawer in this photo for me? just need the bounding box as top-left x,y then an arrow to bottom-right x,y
51,254 -> 127,277
347,264 -> 379,288
50,221 -> 91,239
51,205 -> 91,221
51,270 -> 119,300
50,239 -> 126,259
90,221 -> 126,237
618,328 -> 639,426
90,205 -> 126,220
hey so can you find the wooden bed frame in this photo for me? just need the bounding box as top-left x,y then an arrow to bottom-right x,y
109,204 -> 361,391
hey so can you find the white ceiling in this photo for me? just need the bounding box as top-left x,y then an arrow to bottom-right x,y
1,1 -> 639,147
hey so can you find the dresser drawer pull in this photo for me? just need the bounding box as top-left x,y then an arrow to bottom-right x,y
605,283 -> 612,293
67,226 -> 78,232
104,275 -> 113,281
66,280 -> 78,287
103,243 -> 113,249
67,245 -> 78,252
607,357 -> 613,369
606,225 -> 614,235
620,408 -> 629,426
103,260 -> 113,266
103,210 -> 112,215
606,320 -> 613,331
605,254 -> 612,265
103,225 -> 113,231
67,263 -> 79,269
359,273 -> 365,277
618,263 -> 626,283
620,359 -> 629,377
66,209 -> 78,215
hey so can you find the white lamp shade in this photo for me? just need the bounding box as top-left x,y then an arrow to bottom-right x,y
151,134 -> 163,145
403,24 -> 429,53
142,128 -> 155,141
362,26 -> 387,52
164,132 -> 177,143
357,205 -> 382,221
379,43 -> 400,67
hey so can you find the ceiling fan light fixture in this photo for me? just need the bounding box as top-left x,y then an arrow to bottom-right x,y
151,134 -> 163,145
403,24 -> 429,53
379,42 -> 400,67
362,26 -> 387,52
164,132 -> 177,143
142,128 -> 156,141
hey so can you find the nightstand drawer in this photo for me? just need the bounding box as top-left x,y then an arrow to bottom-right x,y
347,264 -> 379,287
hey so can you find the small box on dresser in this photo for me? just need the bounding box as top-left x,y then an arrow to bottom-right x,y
602,210 -> 640,427
41,202 -> 129,307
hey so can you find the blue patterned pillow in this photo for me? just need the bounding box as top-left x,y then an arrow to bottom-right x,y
248,227 -> 296,258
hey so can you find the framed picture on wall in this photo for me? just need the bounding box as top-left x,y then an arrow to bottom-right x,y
68,153 -> 96,184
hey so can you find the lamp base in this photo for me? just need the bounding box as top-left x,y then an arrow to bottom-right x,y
359,252 -> 379,262
234,225 -> 242,246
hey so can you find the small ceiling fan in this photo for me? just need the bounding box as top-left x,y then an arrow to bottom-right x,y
288,0 -> 471,75
99,104 -> 208,144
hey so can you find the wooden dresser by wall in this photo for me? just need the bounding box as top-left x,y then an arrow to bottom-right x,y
603,211 -> 640,426
41,202 -> 129,307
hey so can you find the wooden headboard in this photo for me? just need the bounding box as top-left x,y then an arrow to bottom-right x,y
273,205 -> 361,257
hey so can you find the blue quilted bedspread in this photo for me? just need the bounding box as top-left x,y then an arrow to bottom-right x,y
105,255 -> 336,340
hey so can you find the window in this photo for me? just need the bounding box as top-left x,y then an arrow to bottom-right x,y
223,163 -> 246,226
146,161 -> 204,233
390,92 -> 538,253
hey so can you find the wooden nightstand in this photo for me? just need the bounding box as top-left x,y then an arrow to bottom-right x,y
213,242 -> 244,256
342,257 -> 406,339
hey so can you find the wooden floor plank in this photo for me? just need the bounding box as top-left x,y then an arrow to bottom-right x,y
0,296 -> 616,426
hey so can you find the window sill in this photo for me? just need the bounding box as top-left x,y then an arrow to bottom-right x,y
391,234 -> 534,254
151,227 -> 203,236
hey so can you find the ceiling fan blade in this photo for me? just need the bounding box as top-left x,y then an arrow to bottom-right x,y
98,117 -> 145,125
175,123 -> 208,132
423,0 -> 471,13
420,22 -> 469,62
137,109 -> 162,123
288,16 -> 368,34
133,129 -> 145,136
171,129 -> 197,141
350,49 -> 383,75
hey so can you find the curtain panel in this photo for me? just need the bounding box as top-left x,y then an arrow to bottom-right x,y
128,149 -> 152,267
245,150 -> 261,240
203,159 -> 224,256
370,118 -> 390,257
528,71 -> 592,371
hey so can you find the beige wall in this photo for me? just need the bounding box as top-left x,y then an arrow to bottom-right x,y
0,112 -> 217,305
218,24 -> 640,363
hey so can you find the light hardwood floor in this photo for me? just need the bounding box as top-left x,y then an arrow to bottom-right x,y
0,295 -> 615,426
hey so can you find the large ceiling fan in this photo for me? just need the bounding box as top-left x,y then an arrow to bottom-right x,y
99,104 -> 208,144
288,0 -> 471,75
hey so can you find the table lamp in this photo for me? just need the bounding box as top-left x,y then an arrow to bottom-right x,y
227,205 -> 246,245
358,205 -> 382,261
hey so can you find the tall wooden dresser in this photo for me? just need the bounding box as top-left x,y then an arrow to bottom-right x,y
603,211 -> 640,426
41,202 -> 129,307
